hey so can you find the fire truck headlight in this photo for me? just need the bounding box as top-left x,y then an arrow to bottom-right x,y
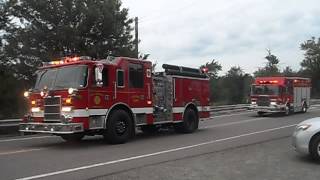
24,91 -> 29,98
31,107 -> 41,113
270,102 -> 277,106
251,101 -> 256,105
62,106 -> 72,112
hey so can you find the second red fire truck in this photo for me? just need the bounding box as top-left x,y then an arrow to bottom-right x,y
20,56 -> 210,144
249,76 -> 311,116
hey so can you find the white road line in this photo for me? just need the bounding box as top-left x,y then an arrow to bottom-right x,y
0,148 -> 45,156
16,124 -> 297,180
0,136 -> 54,143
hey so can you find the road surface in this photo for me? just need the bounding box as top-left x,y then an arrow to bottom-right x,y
1,107 -> 320,180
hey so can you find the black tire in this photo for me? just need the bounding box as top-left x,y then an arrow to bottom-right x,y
302,103 -> 308,113
103,109 -> 133,144
141,125 -> 159,134
257,111 -> 265,116
309,135 -> 320,161
174,108 -> 198,133
60,133 -> 84,142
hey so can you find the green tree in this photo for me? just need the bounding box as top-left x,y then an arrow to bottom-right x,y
282,66 -> 297,77
300,37 -> 320,97
2,0 -> 136,81
0,0 -> 136,118
221,66 -> 253,104
254,49 -> 281,77
200,59 -> 222,103
200,59 -> 222,78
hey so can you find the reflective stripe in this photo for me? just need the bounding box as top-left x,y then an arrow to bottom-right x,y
200,106 -> 211,112
31,109 -> 109,118
63,109 -> 108,117
88,109 -> 108,116
32,111 -> 44,118
172,107 -> 184,113
132,107 -> 153,114
31,106 -> 209,118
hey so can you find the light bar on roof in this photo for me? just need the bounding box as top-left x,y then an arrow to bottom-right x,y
43,56 -> 83,66
258,80 -> 279,84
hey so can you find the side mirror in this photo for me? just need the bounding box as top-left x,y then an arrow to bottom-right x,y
95,65 -> 103,87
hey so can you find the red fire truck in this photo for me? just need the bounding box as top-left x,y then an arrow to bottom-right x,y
249,77 -> 311,116
20,56 -> 210,143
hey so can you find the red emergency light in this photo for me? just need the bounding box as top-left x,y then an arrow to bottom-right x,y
258,80 -> 279,84
201,67 -> 209,73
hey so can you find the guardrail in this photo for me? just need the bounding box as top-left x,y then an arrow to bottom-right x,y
211,104 -> 249,112
1,99 -> 320,130
0,119 -> 21,127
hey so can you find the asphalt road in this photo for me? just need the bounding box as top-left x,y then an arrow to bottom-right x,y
1,107 -> 320,180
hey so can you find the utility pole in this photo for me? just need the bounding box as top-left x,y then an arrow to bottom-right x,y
134,17 -> 139,58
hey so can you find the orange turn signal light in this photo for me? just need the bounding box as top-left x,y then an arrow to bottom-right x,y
65,98 -> 72,104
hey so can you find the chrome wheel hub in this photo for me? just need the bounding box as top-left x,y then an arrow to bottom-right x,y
116,121 -> 126,135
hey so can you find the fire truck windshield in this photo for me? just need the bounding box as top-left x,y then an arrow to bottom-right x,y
251,85 -> 279,95
34,65 -> 88,90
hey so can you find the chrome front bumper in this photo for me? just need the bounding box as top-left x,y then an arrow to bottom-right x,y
249,104 -> 286,113
19,123 -> 84,134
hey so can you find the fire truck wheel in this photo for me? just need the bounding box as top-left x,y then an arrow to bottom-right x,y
257,111 -> 265,116
175,108 -> 198,133
104,109 -> 133,144
140,125 -> 159,134
309,134 -> 320,161
60,133 -> 84,142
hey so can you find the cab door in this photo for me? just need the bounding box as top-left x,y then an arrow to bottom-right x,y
88,64 -> 112,128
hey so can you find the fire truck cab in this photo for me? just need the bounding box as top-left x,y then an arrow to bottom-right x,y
20,56 -> 210,144
249,77 -> 311,116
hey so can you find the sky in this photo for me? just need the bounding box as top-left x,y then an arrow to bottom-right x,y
122,0 -> 320,75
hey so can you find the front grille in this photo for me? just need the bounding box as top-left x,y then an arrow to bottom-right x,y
257,96 -> 270,106
44,97 -> 61,122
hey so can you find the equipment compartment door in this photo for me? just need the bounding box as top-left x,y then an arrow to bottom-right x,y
294,87 -> 302,111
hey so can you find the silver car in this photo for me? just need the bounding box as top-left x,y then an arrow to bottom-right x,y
292,117 -> 320,160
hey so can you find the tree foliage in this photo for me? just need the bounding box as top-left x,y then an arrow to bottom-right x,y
254,49 -> 281,77
2,0 -> 136,81
201,63 -> 253,104
217,67 -> 252,104
300,37 -> 320,97
200,59 -> 222,78
282,66 -> 297,77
